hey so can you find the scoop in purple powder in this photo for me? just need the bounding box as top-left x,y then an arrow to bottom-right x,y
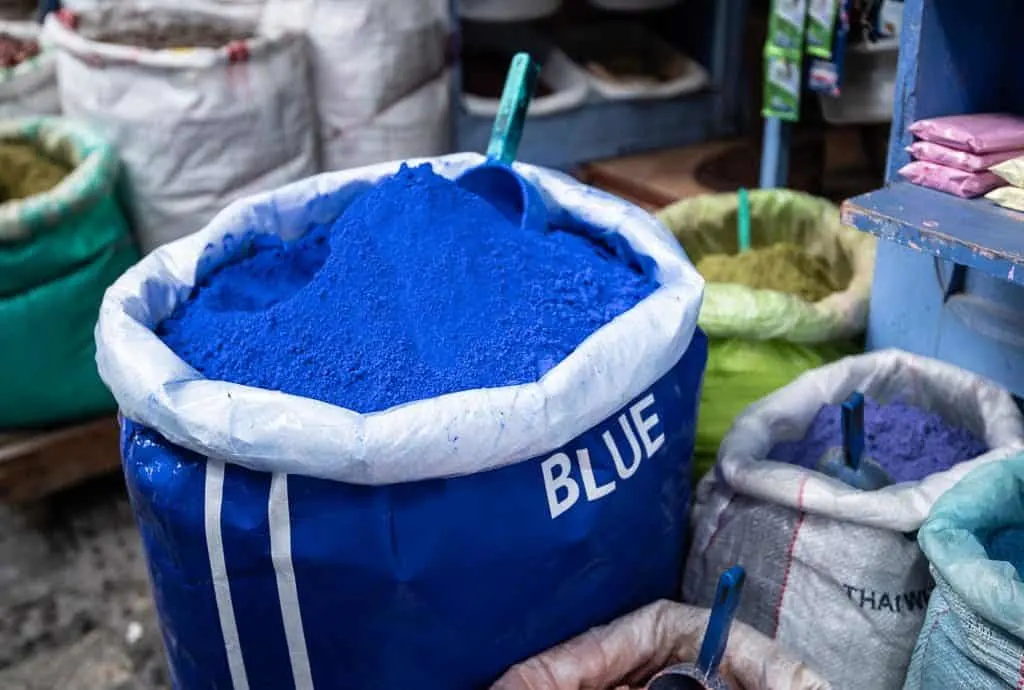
770,396 -> 988,485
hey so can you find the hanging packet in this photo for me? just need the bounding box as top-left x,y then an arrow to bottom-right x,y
763,48 -> 803,120
807,0 -> 849,97
762,0 -> 809,121
805,0 -> 839,58
767,0 -> 811,52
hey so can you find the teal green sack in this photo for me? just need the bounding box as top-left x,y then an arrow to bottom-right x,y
0,117 -> 138,428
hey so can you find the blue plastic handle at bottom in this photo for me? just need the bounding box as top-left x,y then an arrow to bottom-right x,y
696,565 -> 745,679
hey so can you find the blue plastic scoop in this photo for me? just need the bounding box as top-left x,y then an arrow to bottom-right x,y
816,391 -> 893,491
647,566 -> 746,690
456,52 -> 547,232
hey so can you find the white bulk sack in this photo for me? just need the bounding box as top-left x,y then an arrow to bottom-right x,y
43,8 -> 317,254
261,0 -> 451,171
683,349 -> 1024,690
0,21 -> 59,117
57,0 -> 266,23
95,153 -> 710,688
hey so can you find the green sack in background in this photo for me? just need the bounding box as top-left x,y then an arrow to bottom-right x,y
658,189 -> 875,479
0,117 -> 138,428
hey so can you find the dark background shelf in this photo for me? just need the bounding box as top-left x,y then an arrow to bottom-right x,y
451,0 -> 749,169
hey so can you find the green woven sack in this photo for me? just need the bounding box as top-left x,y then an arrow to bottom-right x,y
657,190 -> 874,479
0,117 -> 137,428
693,338 -> 859,478
659,189 -> 875,343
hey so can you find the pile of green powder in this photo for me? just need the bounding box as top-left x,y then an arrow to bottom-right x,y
696,242 -> 842,302
0,143 -> 70,204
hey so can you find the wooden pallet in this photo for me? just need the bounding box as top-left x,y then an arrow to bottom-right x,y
0,417 -> 121,505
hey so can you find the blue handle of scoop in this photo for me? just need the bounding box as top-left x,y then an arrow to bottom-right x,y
696,565 -> 745,680
842,391 -> 865,471
485,52 -> 540,165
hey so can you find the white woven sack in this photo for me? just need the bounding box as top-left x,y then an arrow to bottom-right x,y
683,349 -> 1024,690
95,152 -> 704,483
57,0 -> 266,23
42,8 -> 317,254
261,0 -> 451,171
0,21 -> 59,117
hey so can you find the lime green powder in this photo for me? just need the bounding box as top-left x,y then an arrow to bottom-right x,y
696,242 -> 842,303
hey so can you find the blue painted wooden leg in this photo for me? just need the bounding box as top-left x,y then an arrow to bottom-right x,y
759,117 -> 792,189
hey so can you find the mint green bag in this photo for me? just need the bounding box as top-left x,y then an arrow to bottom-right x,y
0,117 -> 137,428
658,190 -> 874,479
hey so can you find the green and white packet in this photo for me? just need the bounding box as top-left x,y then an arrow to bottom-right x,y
806,0 -> 839,58
986,187 -> 1024,212
764,0 -> 808,120
768,0 -> 810,52
991,155 -> 1024,188
762,47 -> 803,121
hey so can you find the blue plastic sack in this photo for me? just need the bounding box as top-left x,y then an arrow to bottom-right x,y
96,154 -> 708,689
903,454 -> 1024,690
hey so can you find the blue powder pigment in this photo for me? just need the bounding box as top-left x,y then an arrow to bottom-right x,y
158,164 -> 658,413
985,527 -> 1024,578
769,397 -> 988,484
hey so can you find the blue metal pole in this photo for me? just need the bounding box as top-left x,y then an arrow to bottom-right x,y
759,116 -> 791,189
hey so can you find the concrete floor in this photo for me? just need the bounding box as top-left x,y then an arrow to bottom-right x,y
0,475 -> 169,690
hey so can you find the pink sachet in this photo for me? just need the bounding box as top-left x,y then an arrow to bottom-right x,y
898,161 -> 1003,198
907,141 -> 1024,173
909,114 -> 1024,154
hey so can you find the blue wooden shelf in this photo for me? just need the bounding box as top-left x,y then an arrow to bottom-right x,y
843,182 -> 1024,286
856,0 -> 1024,396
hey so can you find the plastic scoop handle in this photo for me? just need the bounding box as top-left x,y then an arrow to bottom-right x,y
842,391 -> 865,470
485,52 -> 540,165
737,187 -> 751,253
696,565 -> 746,680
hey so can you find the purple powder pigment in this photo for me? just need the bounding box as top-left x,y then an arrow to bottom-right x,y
769,397 -> 988,484
158,163 -> 657,413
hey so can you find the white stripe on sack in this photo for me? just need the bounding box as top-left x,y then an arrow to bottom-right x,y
205,459 -> 251,690
270,473 -> 315,690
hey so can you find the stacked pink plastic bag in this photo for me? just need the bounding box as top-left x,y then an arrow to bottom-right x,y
900,114 -> 1024,198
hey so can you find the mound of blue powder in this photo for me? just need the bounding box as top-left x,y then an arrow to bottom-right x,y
158,163 -> 658,413
769,397 -> 988,484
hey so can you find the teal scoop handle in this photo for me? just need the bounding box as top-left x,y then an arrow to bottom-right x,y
486,52 -> 540,164
456,52 -> 546,232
